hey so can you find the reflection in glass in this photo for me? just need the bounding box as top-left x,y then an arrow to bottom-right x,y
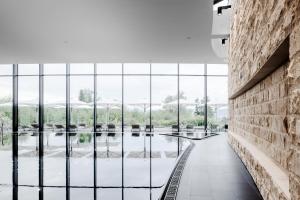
18,76 -> 39,186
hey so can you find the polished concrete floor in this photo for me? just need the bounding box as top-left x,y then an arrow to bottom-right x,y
177,133 -> 263,200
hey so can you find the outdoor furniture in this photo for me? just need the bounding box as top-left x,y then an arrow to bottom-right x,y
145,125 -> 154,132
186,125 -> 194,133
107,132 -> 115,137
95,124 -> 103,136
46,123 -> 54,131
172,125 -> 180,134
69,124 -> 77,136
78,123 -> 86,129
19,125 -> 30,135
107,123 -> 116,132
55,124 -> 65,136
31,123 -> 39,136
224,124 -> 228,131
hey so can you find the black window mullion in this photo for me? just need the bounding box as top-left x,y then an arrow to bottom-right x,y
66,64 -> 70,200
12,64 -> 18,200
38,64 -> 44,200
93,64 -> 97,200
204,64 -> 208,134
121,63 -> 124,200
177,64 -> 180,157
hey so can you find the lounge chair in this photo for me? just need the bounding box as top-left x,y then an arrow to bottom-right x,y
107,132 -> 116,137
69,124 -> 77,136
145,125 -> 154,136
19,125 -> 30,135
31,123 -> 39,136
186,125 -> 194,133
172,125 -> 180,134
55,124 -> 65,136
145,125 -> 154,132
107,124 -> 116,132
95,124 -> 102,137
131,124 -> 140,136
78,123 -> 86,129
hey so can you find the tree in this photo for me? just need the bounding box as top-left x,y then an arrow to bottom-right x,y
194,97 -> 213,118
79,89 -> 93,103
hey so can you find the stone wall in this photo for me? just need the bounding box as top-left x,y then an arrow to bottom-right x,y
228,0 -> 300,199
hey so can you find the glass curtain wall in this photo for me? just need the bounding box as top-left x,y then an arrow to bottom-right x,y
43,64 -> 66,187
0,63 -> 228,200
123,63 -> 150,187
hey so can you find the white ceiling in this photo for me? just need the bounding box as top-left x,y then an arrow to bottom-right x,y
0,0 -> 229,64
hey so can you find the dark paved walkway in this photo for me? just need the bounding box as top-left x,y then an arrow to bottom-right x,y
177,133 -> 263,200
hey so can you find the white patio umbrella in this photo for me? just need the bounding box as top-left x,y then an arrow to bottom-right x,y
166,99 -> 196,106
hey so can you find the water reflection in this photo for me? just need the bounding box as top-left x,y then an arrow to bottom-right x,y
0,131 -> 192,200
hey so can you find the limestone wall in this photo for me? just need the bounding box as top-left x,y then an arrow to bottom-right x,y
228,0 -> 300,199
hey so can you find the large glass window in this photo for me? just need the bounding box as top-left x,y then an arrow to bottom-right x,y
207,76 -> 228,131
0,63 -> 228,200
70,75 -> 94,186
18,75 -> 39,187
179,76 -> 205,132
124,75 -> 150,186
152,76 -> 178,132
96,75 -> 122,187
44,75 -> 66,186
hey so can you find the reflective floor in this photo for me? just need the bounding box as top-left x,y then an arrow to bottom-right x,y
0,131 -> 194,200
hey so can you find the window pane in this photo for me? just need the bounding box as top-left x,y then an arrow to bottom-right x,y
18,76 -> 39,186
207,64 -> 228,75
97,63 -> 122,74
70,63 -> 94,74
152,76 -> 178,132
70,76 -> 94,186
18,64 -> 39,75
44,64 -> 66,75
180,64 -> 204,75
44,188 -> 66,200
96,75 -> 122,186
0,64 -> 12,75
179,77 -> 205,132
44,76 -> 66,186
207,77 -> 228,131
18,187 -> 38,200
124,76 -> 150,186
124,63 -> 150,74
151,64 -> 177,75
0,77 -> 12,185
